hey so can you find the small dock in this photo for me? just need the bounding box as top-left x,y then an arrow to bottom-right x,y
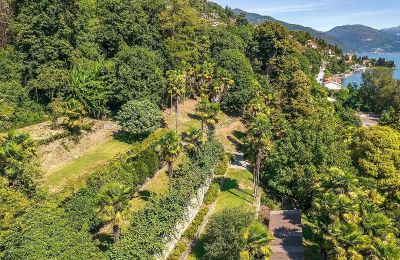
269,210 -> 304,260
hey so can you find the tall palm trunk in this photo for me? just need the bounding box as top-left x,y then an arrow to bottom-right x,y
113,224 -> 121,242
175,97 -> 179,133
254,147 -> 263,201
168,161 -> 173,178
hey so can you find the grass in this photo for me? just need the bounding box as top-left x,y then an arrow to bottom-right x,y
188,169 -> 254,259
214,169 -> 254,212
43,139 -> 131,192
129,169 -> 171,212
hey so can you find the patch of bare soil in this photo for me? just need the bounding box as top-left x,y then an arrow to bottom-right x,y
17,118 -> 66,142
359,113 -> 380,127
37,120 -> 120,173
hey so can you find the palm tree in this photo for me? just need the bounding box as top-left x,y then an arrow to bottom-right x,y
244,93 -> 271,124
209,68 -> 234,103
241,222 -> 274,259
166,70 -> 186,132
0,132 -> 36,187
183,126 -> 206,157
96,182 -> 132,243
195,99 -> 221,132
247,114 -> 272,201
156,131 -> 182,178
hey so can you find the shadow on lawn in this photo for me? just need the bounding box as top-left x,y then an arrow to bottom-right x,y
222,178 -> 253,204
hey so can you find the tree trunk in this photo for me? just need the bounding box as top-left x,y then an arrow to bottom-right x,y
254,147 -> 263,201
112,224 -> 121,243
168,161 -> 173,178
175,97 -> 179,133
0,0 -> 9,47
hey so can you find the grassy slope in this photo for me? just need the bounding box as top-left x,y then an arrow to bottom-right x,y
43,139 -> 131,192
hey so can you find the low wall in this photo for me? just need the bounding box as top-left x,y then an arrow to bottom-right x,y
159,175 -> 213,259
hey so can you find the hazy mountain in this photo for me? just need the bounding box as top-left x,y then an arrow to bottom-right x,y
326,25 -> 400,52
232,9 -> 342,46
382,26 -> 400,36
233,8 -> 400,52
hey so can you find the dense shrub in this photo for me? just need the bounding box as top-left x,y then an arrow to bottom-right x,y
214,153 -> 229,176
202,207 -> 254,259
116,99 -> 162,137
0,207 -> 101,259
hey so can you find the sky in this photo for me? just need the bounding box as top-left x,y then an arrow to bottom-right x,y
212,0 -> 400,31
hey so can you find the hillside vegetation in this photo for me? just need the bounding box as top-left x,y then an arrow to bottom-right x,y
0,0 -> 399,259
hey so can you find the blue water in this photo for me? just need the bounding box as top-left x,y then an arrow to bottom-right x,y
343,53 -> 400,87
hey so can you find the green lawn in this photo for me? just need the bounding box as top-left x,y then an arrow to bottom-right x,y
214,169 -> 254,212
129,168 -> 170,212
43,139 -> 131,192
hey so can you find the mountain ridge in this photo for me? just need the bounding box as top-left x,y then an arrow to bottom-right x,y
232,8 -> 400,52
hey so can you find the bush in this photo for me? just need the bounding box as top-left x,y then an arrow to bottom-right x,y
116,99 -> 162,137
202,207 -> 254,259
203,182 -> 219,205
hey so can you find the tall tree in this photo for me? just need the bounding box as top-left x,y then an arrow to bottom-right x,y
246,114 -> 272,200
195,98 -> 221,132
166,70 -> 186,132
156,131 -> 182,178
96,182 -> 132,243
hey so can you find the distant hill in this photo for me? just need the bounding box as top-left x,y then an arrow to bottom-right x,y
382,26 -> 400,36
233,8 -> 400,53
232,9 -> 342,46
326,25 -> 400,52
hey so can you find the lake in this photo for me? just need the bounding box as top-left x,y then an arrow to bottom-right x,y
342,53 -> 400,87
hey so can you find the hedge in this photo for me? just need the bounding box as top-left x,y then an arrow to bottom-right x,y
214,153 -> 229,176
203,182 -> 220,205
109,138 -> 224,259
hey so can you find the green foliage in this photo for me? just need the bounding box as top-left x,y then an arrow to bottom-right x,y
112,46 -> 165,106
202,207 -> 254,259
96,0 -> 161,57
254,21 -> 298,71
263,107 -> 352,208
68,61 -> 110,118
195,99 -> 221,130
217,49 -> 258,113
0,132 -> 41,196
203,182 -> 220,205
0,206 -> 101,259
311,167 -> 400,259
183,207 -> 209,239
351,126 -> 400,201
380,107 -> 400,130
61,131 -> 163,235
12,0 -> 79,79
0,183 -> 29,231
156,130 -> 183,177
241,222 -> 274,259
214,153 -> 229,176
358,67 -> 400,113
109,138 -> 224,259
168,239 -> 188,260
116,99 -> 162,136
96,182 -> 132,242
